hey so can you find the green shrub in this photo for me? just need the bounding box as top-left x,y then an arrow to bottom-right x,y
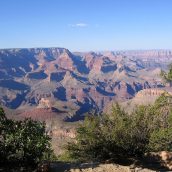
160,64 -> 172,86
64,94 -> 172,163
0,107 -> 53,168
65,104 -> 149,162
148,128 -> 172,152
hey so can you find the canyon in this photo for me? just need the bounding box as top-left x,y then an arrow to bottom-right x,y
0,48 -> 172,121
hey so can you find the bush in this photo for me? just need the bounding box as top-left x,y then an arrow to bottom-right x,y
160,63 -> 172,86
64,94 -> 172,163
65,104 -> 148,162
148,128 -> 172,152
0,107 -> 53,168
147,93 -> 172,152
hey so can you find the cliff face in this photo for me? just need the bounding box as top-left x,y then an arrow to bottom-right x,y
0,48 -> 171,121
136,88 -> 171,98
134,87 -> 172,101
133,88 -> 169,105
115,87 -> 172,114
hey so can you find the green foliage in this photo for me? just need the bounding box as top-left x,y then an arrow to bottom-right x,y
65,104 -> 149,162
0,108 -> 53,167
148,128 -> 172,152
160,64 -> 172,86
147,94 -> 172,152
160,70 -> 168,83
65,94 -> 172,163
58,150 -> 76,162
0,107 -> 6,120
65,115 -> 103,162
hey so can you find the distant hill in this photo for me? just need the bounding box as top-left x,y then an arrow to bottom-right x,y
0,48 -> 172,121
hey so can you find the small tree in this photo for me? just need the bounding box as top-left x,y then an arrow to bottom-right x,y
148,93 -> 172,152
0,107 -> 53,169
160,64 -> 172,86
65,104 -> 151,162
66,115 -> 103,162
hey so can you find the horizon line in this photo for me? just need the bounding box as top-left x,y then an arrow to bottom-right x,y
0,47 -> 171,53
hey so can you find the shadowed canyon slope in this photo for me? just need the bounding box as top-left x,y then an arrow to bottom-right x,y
0,48 -> 172,121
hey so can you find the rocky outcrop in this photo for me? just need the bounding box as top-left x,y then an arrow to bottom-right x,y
38,98 -> 52,108
117,87 -> 172,114
146,151 -> 172,170
50,162 -> 156,172
135,88 -> 172,98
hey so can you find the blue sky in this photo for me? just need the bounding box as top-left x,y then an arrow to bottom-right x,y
0,0 -> 172,51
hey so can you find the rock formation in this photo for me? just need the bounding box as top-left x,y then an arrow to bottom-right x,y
1,48 -> 171,120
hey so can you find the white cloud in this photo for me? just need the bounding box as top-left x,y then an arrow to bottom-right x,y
69,23 -> 88,28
